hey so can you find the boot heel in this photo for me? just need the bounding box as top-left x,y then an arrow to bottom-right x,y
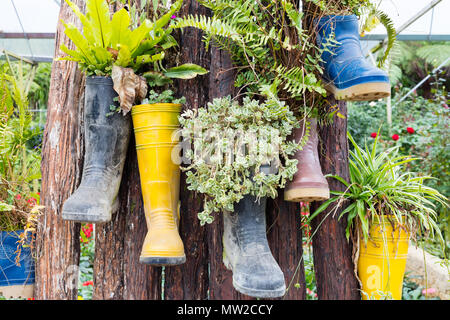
334,82 -> 391,101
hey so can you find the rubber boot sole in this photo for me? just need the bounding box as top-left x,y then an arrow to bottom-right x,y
284,187 -> 330,202
61,198 -> 119,223
61,212 -> 111,223
232,280 -> 286,298
324,81 -> 390,101
222,251 -> 286,298
139,255 -> 186,266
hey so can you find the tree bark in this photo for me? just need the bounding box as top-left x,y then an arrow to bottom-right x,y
35,0 -> 85,300
92,0 -> 163,300
206,45 -> 252,300
163,0 -> 211,300
310,100 -> 361,300
266,198 -> 306,300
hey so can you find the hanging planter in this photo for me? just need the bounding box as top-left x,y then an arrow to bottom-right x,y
62,76 -> 131,222
358,217 -> 410,300
0,230 -> 35,299
131,101 -> 185,266
309,132 -> 447,300
59,0 -> 206,224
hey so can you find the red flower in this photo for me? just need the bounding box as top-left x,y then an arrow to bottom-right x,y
370,132 -> 377,138
82,280 -> 94,286
27,198 -> 37,206
406,127 -> 414,134
392,134 -> 399,141
15,194 -> 22,200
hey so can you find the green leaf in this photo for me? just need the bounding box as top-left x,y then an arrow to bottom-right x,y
129,19 -> 153,54
153,0 -> 182,32
114,45 -> 131,67
61,21 -> 96,65
308,197 -> 339,222
142,71 -> 173,86
64,0 -> 96,44
164,63 -> 208,79
0,202 -> 14,211
111,8 -> 132,49
86,0 -> 112,48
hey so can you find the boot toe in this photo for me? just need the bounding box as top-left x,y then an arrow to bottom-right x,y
233,253 -> 286,298
62,187 -> 112,222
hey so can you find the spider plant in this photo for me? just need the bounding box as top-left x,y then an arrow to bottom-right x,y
309,131 -> 448,246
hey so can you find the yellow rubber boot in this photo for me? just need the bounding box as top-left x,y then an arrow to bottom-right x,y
132,103 -> 185,266
358,217 -> 410,300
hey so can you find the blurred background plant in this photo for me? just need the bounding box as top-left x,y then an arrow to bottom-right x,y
0,62 -> 43,233
77,223 -> 94,300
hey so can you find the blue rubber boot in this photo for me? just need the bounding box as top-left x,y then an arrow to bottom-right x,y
316,15 -> 390,101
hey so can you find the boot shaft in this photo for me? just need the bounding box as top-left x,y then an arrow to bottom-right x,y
132,103 -> 182,231
314,15 -> 390,100
82,76 -> 131,187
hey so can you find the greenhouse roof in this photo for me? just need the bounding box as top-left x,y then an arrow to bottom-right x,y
0,0 -> 449,63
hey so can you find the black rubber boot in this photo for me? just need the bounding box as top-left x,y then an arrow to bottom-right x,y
223,195 -> 286,298
62,76 -> 131,223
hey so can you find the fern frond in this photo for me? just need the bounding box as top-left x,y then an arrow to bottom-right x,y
416,44 -> 450,68
374,9 -> 396,68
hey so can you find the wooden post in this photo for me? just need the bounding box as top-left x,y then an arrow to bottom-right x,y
206,45 -> 251,300
35,0 -> 85,300
162,0 -> 211,300
310,100 -> 360,300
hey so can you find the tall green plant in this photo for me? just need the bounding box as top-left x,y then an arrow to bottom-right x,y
310,132 -> 448,248
60,0 -> 206,81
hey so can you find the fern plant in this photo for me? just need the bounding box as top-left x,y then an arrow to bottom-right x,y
174,0 -> 327,116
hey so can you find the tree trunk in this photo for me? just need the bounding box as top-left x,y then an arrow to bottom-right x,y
92,0 -> 163,300
35,0 -> 85,300
310,100 -> 361,300
207,45 -> 252,300
163,0 -> 211,300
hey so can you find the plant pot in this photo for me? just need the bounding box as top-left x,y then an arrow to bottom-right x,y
62,76 -> 132,223
0,230 -> 35,299
315,15 -> 390,101
284,118 -> 329,202
131,103 -> 185,266
358,217 -> 410,300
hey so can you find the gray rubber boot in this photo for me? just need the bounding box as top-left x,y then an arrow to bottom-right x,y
62,76 -> 131,223
223,195 -> 286,298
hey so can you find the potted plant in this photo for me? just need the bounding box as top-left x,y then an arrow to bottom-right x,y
180,95 -> 301,297
305,0 -> 396,100
126,2 -> 207,266
0,66 -> 42,300
58,0 -> 204,225
309,133 -> 448,299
